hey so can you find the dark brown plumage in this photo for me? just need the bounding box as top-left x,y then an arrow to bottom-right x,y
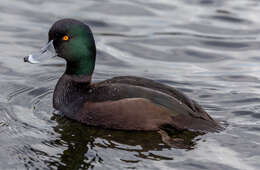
53,74 -> 221,133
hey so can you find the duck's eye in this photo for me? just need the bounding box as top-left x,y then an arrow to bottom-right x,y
62,35 -> 69,41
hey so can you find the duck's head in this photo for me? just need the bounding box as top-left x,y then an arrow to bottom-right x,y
24,19 -> 96,76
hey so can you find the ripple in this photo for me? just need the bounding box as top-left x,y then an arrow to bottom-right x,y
7,87 -> 32,101
226,97 -> 260,104
83,3 -> 155,16
216,75 -> 259,83
210,15 -> 250,24
202,40 -> 250,49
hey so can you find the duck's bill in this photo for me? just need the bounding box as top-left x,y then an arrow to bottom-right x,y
24,40 -> 56,64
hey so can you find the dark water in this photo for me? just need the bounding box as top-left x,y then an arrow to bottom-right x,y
0,0 -> 260,169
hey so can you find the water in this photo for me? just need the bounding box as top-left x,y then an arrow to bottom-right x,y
0,0 -> 260,169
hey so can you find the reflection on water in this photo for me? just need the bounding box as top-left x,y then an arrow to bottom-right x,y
0,0 -> 260,169
50,115 -> 172,169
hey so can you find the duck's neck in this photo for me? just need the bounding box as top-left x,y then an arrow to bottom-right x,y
53,73 -> 92,118
65,57 -> 95,76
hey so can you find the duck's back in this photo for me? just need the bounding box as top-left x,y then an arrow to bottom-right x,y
99,76 -> 205,114
84,76 -> 220,131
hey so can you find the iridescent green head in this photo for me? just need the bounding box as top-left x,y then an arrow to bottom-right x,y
25,19 -> 96,76
49,19 -> 96,75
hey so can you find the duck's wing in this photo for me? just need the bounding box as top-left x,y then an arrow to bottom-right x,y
98,76 -> 210,120
83,83 -> 221,132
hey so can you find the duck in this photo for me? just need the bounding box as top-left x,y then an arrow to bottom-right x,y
24,18 -> 221,134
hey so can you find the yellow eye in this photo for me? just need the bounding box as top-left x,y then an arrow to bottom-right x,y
62,35 -> 69,41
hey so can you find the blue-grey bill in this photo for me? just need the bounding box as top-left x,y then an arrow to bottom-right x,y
25,40 -> 56,64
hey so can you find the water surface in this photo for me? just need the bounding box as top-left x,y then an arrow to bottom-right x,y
0,0 -> 260,169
